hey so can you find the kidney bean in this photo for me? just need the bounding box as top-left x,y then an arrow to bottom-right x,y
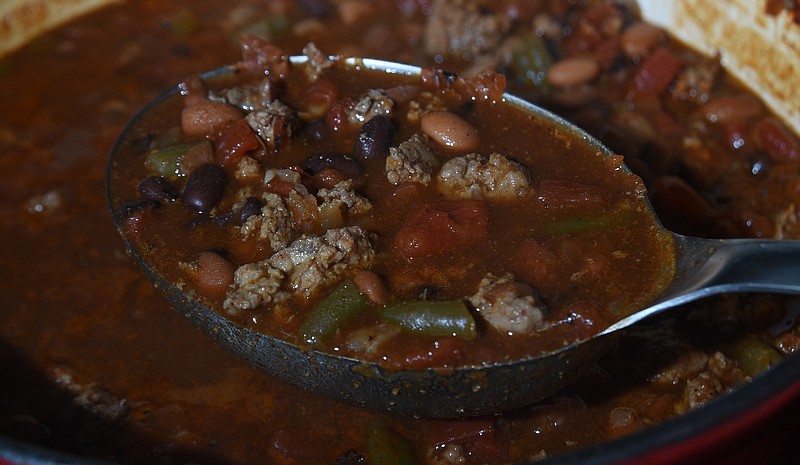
303,151 -> 364,178
699,95 -> 763,124
239,197 -> 262,223
627,47 -> 682,98
181,100 -> 242,138
620,21 -> 664,58
353,270 -> 388,304
194,251 -> 235,296
355,114 -> 394,160
138,176 -> 176,202
754,117 -> 799,162
420,111 -> 479,153
182,164 -> 227,214
546,56 -> 600,88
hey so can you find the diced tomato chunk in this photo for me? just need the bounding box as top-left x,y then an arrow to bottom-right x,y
550,301 -> 605,341
265,178 -> 297,197
215,119 -> 260,166
394,201 -> 489,260
239,35 -> 289,78
387,337 -> 465,370
303,78 -> 339,119
428,417 -> 508,461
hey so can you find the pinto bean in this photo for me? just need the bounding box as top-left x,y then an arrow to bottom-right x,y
181,100 -> 242,138
420,111 -> 479,153
620,22 -> 664,58
547,56 -> 600,88
194,251 -> 235,295
353,270 -> 388,304
182,164 -> 227,214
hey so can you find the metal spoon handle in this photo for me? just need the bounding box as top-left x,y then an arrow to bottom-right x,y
600,235 -> 800,334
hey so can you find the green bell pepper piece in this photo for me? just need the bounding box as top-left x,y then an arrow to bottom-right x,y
381,300 -> 476,340
301,279 -> 370,344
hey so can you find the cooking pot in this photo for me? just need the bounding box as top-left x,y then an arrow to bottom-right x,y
0,352 -> 798,464
1,0 -> 799,464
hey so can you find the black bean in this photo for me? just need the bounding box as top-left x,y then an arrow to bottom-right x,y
297,0 -> 333,18
240,197 -> 262,223
182,164 -> 227,214
355,115 -> 394,160
212,210 -> 237,227
303,152 -> 364,179
121,199 -> 160,217
138,176 -> 176,202
301,118 -> 328,142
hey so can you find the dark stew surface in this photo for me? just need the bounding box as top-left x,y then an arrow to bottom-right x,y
2,0 -> 800,464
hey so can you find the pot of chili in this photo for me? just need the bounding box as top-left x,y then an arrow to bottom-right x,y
2,0 -> 800,464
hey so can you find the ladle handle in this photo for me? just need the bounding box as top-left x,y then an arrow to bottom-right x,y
674,235 -> 800,294
600,235 -> 800,335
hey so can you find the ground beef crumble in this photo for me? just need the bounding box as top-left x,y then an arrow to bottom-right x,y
224,226 -> 375,314
386,134 -> 438,185
437,152 -> 530,200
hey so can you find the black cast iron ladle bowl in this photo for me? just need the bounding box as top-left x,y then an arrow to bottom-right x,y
106,56 -> 800,418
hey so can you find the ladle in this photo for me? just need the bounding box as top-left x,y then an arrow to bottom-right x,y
106,56 -> 800,418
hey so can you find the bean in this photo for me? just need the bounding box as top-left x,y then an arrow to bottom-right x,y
182,164 -> 227,214
338,0 -> 373,25
303,151 -> 364,178
755,117 -> 800,162
420,111 -> 479,153
122,198 -> 160,217
181,100 -> 241,138
239,197 -> 262,223
138,176 -> 176,202
353,270 -> 388,304
620,21 -> 664,58
546,56 -> 600,88
700,95 -> 763,124
296,0 -> 333,18
194,251 -> 235,295
355,114 -> 394,160
301,118 -> 328,141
